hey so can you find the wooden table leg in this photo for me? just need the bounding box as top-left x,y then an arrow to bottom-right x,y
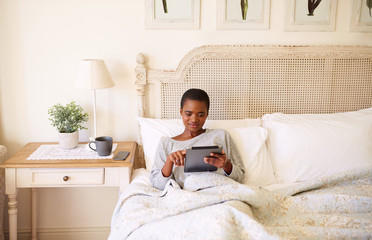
31,188 -> 37,240
6,168 -> 18,240
8,193 -> 17,240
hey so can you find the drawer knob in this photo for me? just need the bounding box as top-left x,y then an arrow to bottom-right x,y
63,176 -> 69,181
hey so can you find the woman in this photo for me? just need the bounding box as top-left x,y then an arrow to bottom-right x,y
150,88 -> 245,190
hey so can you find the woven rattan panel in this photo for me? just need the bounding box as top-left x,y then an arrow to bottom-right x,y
161,50 -> 372,120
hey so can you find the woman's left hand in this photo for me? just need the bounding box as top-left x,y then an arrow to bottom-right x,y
204,150 -> 232,174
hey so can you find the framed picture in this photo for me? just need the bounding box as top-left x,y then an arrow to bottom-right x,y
284,0 -> 338,31
350,0 -> 372,32
217,0 -> 271,30
145,0 -> 200,29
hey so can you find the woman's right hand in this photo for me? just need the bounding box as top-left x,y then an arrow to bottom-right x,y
162,150 -> 186,177
167,150 -> 186,167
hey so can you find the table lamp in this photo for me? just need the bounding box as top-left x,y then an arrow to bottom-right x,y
75,59 -> 115,138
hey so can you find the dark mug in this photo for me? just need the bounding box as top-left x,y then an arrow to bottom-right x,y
89,136 -> 113,156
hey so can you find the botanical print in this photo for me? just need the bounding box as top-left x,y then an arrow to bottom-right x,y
308,0 -> 322,16
162,0 -> 168,13
217,0 -> 269,29
225,0 -> 263,21
241,0 -> 248,20
359,0 -> 372,23
349,0 -> 372,32
367,0 -> 372,17
154,0 -> 193,20
292,0 -> 331,24
146,0 -> 199,29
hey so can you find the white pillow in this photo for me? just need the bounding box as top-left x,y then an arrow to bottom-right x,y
262,108 -> 372,183
136,118 -> 184,171
204,118 -> 261,129
136,117 -> 261,172
229,127 -> 277,186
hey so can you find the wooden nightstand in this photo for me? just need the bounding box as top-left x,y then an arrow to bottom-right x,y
1,141 -> 137,240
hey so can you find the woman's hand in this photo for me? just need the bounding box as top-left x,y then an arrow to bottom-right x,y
161,150 -> 186,177
167,150 -> 186,167
204,150 -> 233,175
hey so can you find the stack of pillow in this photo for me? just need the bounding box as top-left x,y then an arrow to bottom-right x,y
137,107 -> 372,186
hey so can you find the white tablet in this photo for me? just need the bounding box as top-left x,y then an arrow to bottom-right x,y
184,146 -> 222,173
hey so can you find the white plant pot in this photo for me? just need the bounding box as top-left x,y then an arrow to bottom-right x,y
58,131 -> 79,149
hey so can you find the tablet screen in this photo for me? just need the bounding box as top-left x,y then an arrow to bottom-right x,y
184,146 -> 222,172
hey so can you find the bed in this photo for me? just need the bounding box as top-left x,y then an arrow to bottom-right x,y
109,45 -> 372,239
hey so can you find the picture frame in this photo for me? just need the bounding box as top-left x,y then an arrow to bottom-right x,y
284,0 -> 338,31
145,0 -> 200,29
216,0 -> 271,30
350,0 -> 372,32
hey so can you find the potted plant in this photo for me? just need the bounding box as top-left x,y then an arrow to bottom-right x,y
48,101 -> 89,149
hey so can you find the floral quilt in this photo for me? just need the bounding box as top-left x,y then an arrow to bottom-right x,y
108,168 -> 372,240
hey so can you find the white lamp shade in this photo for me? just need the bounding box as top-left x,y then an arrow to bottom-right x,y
75,59 -> 115,89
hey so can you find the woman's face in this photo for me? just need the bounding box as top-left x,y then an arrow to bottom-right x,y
180,99 -> 208,133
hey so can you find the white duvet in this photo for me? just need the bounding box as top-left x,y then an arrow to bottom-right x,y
108,168 -> 372,240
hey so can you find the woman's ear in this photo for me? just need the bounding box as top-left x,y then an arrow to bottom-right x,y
180,108 -> 183,115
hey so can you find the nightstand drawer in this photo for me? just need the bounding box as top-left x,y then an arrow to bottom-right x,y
17,168 -> 105,187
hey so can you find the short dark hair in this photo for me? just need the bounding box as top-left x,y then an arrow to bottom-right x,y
180,88 -> 210,111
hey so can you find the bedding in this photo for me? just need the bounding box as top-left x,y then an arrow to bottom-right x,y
263,107 -> 372,183
230,127 -> 277,186
124,45 -> 372,240
109,167 -> 372,240
136,118 -> 183,171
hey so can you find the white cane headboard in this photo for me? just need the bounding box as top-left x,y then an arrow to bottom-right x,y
135,45 -> 372,120
133,45 -> 372,169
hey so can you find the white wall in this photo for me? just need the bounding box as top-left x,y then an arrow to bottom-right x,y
0,0 -> 371,239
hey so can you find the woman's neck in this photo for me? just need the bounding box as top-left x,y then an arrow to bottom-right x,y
172,128 -> 206,141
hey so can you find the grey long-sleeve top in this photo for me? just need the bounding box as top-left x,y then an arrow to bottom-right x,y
150,129 -> 245,190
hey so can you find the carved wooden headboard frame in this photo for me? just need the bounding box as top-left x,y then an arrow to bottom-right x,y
134,45 -> 372,168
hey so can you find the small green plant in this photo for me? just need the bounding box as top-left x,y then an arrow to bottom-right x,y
48,101 -> 89,133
